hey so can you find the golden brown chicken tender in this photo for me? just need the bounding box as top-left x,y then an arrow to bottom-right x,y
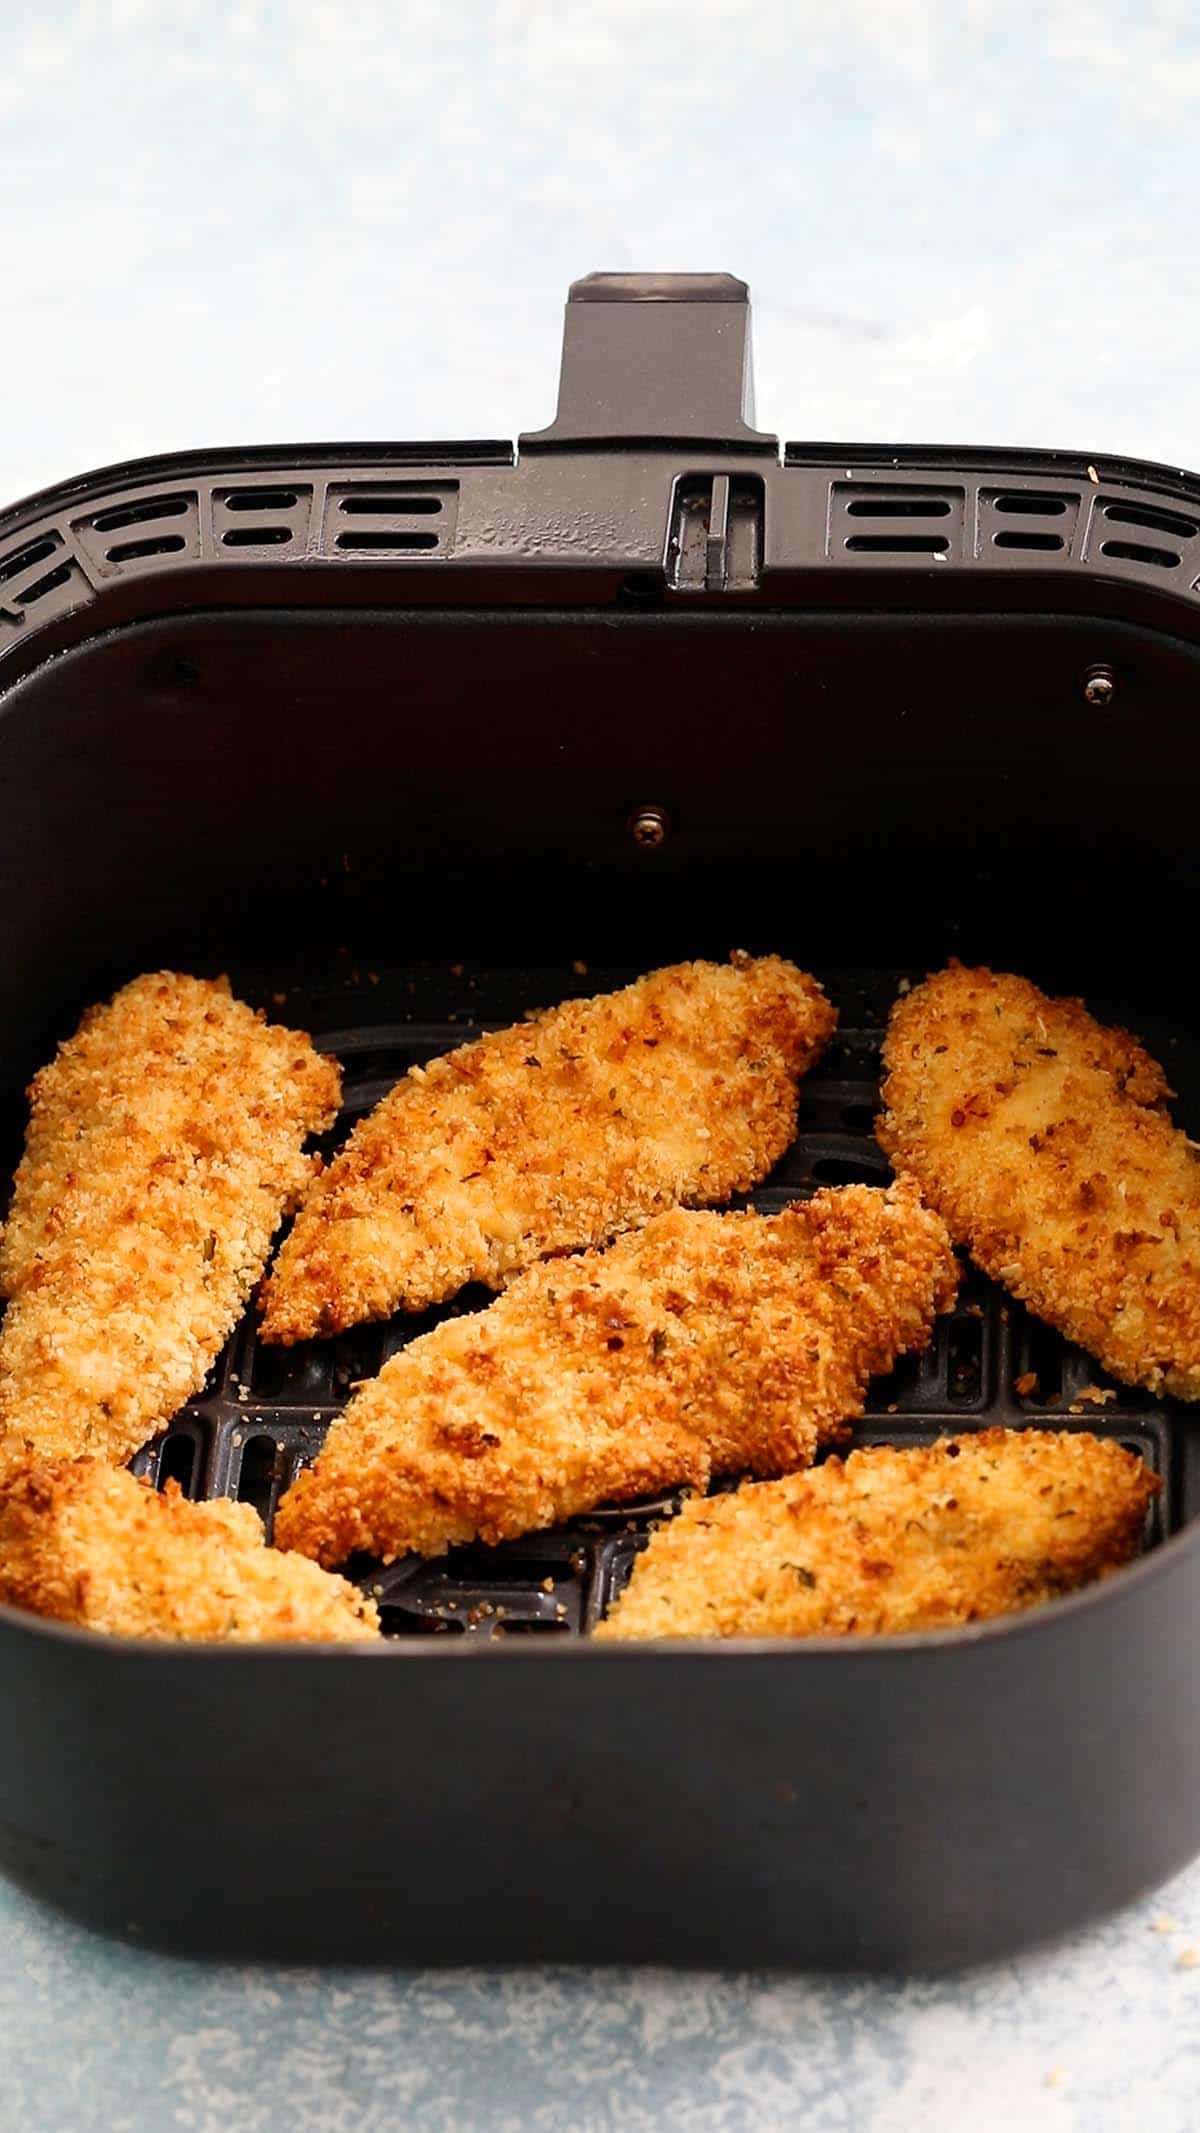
0,973 -> 340,1478
259,954 -> 835,1345
596,1429 -> 1158,1640
273,1178 -> 958,1567
877,963 -> 1200,1400
0,1461 -> 378,1642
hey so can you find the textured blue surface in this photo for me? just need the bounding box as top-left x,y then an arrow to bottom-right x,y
3,1865 -> 1200,2132
6,2 -> 1200,2124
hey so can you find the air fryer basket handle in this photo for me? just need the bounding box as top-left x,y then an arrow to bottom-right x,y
520,271 -> 778,454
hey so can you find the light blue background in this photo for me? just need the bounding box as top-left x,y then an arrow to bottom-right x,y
4,0 -> 1200,503
4,4 -> 1200,2126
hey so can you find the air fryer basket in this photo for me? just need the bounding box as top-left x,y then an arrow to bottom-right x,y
2,275 -> 1200,1967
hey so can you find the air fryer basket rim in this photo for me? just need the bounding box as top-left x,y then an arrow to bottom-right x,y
7,269 -> 1200,679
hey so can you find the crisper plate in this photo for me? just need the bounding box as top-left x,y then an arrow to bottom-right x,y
129,965 -> 1182,1633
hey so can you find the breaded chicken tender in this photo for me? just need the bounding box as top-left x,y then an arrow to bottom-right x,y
273,1178 -> 958,1567
596,1429 -> 1158,1640
878,963 -> 1200,1400
0,1461 -> 378,1641
259,955 -> 834,1345
0,973 -> 340,1477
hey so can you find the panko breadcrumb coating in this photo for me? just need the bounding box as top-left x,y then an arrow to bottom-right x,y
596,1429 -> 1158,1640
259,954 -> 834,1344
0,973 -> 340,1478
878,963 -> 1200,1400
0,1461 -> 378,1641
273,1178 -> 958,1567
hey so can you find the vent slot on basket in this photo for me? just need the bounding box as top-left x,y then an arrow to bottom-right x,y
1012,1312 -> 1067,1407
1100,538 -> 1181,570
236,1434 -> 281,1521
322,480 -> 459,557
809,1150 -> 891,1186
845,497 -> 952,519
0,535 -> 59,587
223,489 -> 299,513
106,533 -> 188,564
977,486 -> 1079,561
385,1612 -> 468,1636
212,483 -> 312,554
1094,497 -> 1199,574
845,533 -> 949,554
92,496 -> 190,534
19,563 -> 73,603
74,491 -> 201,575
945,1313 -> 985,1405
339,493 -> 444,517
830,482 -> 963,560
993,529 -> 1064,551
993,493 -> 1068,518
212,479 -> 315,554
1104,501 -> 1199,540
157,1429 -> 198,1498
0,532 -> 87,623
222,526 -> 292,547
336,529 -> 440,552
494,1618 -> 571,1637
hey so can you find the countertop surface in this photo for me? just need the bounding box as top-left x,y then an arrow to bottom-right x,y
3,1864 -> 1200,2133
5,3 -> 1200,2126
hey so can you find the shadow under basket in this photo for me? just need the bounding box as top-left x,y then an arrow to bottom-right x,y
2,273 -> 1200,1967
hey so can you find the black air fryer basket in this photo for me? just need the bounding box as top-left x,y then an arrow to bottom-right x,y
2,274 -> 1200,1969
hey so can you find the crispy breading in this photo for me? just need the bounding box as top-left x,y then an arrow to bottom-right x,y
0,1461 -> 378,1642
259,954 -> 835,1345
0,973 -> 340,1477
596,1429 -> 1158,1640
877,963 -> 1200,1400
273,1178 -> 958,1567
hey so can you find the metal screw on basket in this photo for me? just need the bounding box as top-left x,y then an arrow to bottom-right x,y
628,805 -> 670,850
1082,663 -> 1116,707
